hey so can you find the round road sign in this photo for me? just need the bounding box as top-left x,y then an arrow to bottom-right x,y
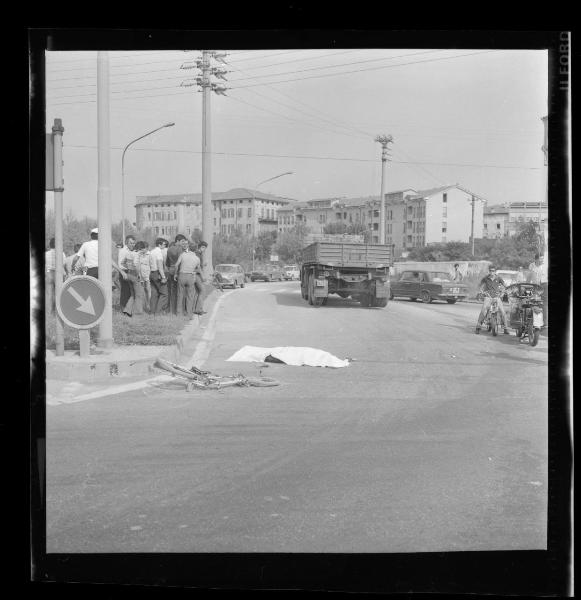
56,276 -> 107,329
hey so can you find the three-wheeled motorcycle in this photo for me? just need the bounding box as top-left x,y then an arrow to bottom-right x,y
506,283 -> 544,347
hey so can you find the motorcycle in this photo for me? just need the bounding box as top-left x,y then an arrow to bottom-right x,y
507,283 -> 544,347
478,291 -> 504,337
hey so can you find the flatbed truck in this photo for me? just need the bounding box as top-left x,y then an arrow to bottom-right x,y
300,241 -> 392,308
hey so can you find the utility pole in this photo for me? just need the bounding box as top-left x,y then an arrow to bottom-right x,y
375,134 -> 394,245
470,194 -> 475,257
51,119 -> 65,356
97,51 -> 113,349
540,115 -> 548,258
181,51 -> 228,278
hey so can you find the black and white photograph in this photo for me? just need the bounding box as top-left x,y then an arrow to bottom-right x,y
29,28 -> 572,595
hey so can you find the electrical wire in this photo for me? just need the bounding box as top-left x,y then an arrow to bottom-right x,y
63,144 -> 542,170
227,49 -> 449,82
228,50 -> 498,89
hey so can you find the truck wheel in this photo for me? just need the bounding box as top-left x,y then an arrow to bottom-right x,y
360,294 -> 371,307
446,299 -> 457,304
374,297 -> 388,308
389,290 -> 394,300
410,297 -> 417,302
421,291 -> 432,303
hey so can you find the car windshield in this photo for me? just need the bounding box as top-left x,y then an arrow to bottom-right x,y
429,272 -> 453,282
216,265 -> 236,273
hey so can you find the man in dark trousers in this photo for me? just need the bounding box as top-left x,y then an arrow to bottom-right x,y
118,235 -> 136,309
193,241 -> 208,315
149,237 -> 169,315
166,234 -> 186,315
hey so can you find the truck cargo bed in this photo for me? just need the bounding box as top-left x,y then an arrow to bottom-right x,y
301,242 -> 391,268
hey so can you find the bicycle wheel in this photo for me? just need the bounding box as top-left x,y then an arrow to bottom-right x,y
244,377 -> 280,387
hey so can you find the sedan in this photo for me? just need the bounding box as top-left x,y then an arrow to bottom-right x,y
390,270 -> 468,304
214,264 -> 246,288
250,267 -> 284,282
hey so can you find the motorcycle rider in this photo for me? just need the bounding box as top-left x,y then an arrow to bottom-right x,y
475,265 -> 510,335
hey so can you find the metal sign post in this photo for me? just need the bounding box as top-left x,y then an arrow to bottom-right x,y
56,276 -> 107,358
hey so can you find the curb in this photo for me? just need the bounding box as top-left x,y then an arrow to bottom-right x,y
46,286 -> 220,383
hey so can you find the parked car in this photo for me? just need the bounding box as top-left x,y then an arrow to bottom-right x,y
282,264 -> 300,280
496,270 -> 518,287
390,270 -> 468,304
214,264 -> 246,288
250,266 -> 284,282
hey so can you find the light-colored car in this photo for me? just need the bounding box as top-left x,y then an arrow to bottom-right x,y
214,264 -> 245,288
496,270 -> 518,287
282,264 -> 300,280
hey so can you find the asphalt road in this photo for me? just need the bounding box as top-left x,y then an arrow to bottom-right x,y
46,282 -> 548,553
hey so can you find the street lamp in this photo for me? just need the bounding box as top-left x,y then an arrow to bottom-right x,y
121,122 -> 175,243
251,171 -> 294,263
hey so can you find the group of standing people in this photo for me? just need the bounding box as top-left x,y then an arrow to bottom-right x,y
117,233 -> 208,318
45,228 -> 209,320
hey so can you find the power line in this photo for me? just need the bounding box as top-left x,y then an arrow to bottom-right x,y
228,50 -> 497,89
64,144 -> 541,169
227,49 -> 448,82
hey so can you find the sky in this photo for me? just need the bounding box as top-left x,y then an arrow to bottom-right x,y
44,48 -> 548,222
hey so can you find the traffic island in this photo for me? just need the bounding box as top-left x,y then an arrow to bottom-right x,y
45,286 -> 221,383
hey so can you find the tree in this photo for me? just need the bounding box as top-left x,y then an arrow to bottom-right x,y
323,222 -> 348,235
274,223 -> 310,263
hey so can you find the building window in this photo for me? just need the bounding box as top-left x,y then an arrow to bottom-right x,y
443,206 -> 447,217
174,211 -> 177,220
213,218 -> 216,226
237,208 -> 243,218
246,224 -> 252,232
497,223 -> 501,229
373,223 -> 379,231
443,193 -> 447,203
222,225 -> 227,234
373,210 -> 379,218
442,227 -> 447,233
148,212 -> 151,220
248,207 -> 252,217
186,226 -> 190,235
484,223 -> 488,229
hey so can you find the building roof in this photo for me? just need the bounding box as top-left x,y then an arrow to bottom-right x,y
135,188 -> 294,206
407,183 -> 486,202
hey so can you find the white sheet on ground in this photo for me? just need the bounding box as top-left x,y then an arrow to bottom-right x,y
226,346 -> 350,368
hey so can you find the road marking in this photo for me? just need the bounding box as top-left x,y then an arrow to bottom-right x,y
47,291 -> 234,404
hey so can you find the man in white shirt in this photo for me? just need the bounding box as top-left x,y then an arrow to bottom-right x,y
117,235 -> 136,309
64,244 -> 82,278
149,237 -> 168,314
528,253 -> 548,326
45,237 -> 66,314
76,228 -> 100,278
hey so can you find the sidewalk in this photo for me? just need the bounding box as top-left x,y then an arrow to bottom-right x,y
45,286 -> 222,402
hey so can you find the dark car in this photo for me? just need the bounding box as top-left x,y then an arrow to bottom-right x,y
250,266 -> 284,282
214,264 -> 246,288
390,270 -> 468,304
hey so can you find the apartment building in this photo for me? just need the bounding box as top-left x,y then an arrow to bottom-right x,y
483,202 -> 548,239
135,188 -> 293,239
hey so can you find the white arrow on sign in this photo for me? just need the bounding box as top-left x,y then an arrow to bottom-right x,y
67,286 -> 96,315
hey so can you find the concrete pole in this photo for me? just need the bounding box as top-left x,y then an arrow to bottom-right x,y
52,119 -> 65,356
471,195 -> 475,257
379,145 -> 387,245
201,50 -> 213,277
97,51 -> 113,349
375,135 -> 393,245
